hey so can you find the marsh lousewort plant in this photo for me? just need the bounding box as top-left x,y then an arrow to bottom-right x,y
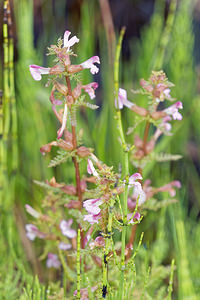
26,30 -> 182,299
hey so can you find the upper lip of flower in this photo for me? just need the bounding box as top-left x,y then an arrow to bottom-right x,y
63,30 -> 79,51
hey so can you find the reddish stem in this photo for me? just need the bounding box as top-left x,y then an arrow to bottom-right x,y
65,76 -> 84,247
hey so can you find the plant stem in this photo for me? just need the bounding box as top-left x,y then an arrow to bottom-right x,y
143,121 -> 150,155
114,27 -> 129,300
65,76 -> 84,251
65,76 -> 82,205
76,229 -> 81,299
102,200 -> 114,298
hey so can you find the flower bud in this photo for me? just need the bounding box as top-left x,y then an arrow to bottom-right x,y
61,185 -> 76,195
66,95 -> 74,105
131,105 -> 148,117
72,84 -> 82,99
77,146 -> 91,157
151,111 -> 166,120
50,64 -> 64,75
55,82 -> 68,95
40,142 -> 56,155
67,64 -> 83,74
64,200 -> 81,209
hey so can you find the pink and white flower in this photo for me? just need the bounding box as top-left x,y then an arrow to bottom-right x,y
25,204 -> 40,218
82,82 -> 99,99
59,242 -> 72,250
128,173 -> 146,205
83,197 -> 103,225
46,253 -> 61,269
157,180 -> 181,197
164,101 -> 183,120
29,65 -> 50,81
80,56 -> 100,74
115,88 -> 134,109
163,88 -> 171,98
25,224 -> 45,240
83,198 -> 103,215
60,219 -> 77,238
57,103 -> 68,139
127,212 -> 141,224
63,30 -> 79,52
87,159 -> 98,177
83,212 -> 101,224
89,236 -> 105,249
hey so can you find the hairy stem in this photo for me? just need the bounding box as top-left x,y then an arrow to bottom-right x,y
65,76 -> 82,204
65,76 -> 84,250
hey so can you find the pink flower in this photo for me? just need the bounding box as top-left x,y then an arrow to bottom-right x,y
59,242 -> 72,250
29,64 -> 50,81
83,212 -> 101,224
127,212 -> 141,224
82,82 -> 99,99
87,159 -> 98,177
60,219 -> 77,238
157,180 -> 181,197
46,253 -> 61,269
25,204 -> 40,218
63,30 -> 79,52
83,198 -> 102,225
80,56 -> 100,74
25,224 -> 45,240
128,173 -> 146,205
163,88 -> 171,98
83,198 -> 102,215
164,101 -> 183,120
115,88 -> 134,109
89,236 -> 105,249
57,103 -> 68,139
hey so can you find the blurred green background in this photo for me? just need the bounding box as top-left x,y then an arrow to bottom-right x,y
1,0 -> 200,298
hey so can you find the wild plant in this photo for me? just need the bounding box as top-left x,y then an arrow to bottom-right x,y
26,29 -> 182,299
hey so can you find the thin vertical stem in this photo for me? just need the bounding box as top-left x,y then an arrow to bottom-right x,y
114,27 -> 129,300
167,259 -> 175,300
65,76 -> 82,204
76,229 -> 81,299
102,200 -> 114,298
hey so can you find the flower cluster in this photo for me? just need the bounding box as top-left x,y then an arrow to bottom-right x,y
29,30 -> 100,140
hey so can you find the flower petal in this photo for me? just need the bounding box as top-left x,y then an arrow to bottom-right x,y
29,65 -> 50,81
57,104 -> 68,139
80,56 -> 100,74
63,30 -> 79,50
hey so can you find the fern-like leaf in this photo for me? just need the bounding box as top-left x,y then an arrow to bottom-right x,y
48,150 -> 75,168
151,152 -> 182,162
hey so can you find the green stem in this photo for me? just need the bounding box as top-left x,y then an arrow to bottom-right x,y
154,0 -> 177,70
102,202 -> 114,298
114,27 -> 129,300
76,229 -> 81,299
